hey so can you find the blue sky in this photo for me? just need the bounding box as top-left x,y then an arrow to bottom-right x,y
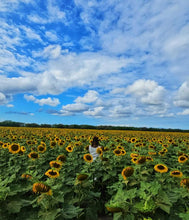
0,0 -> 189,129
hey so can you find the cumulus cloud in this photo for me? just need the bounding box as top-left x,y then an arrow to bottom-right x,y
124,79 -> 166,105
75,90 -> 99,103
24,94 -> 60,106
84,106 -> 104,117
174,81 -> 189,107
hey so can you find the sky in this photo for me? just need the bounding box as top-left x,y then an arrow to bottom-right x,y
0,0 -> 189,129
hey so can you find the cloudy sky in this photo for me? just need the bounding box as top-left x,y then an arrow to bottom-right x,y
0,0 -> 189,129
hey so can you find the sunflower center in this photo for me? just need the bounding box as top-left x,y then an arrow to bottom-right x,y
157,165 -> 165,170
86,155 -> 92,160
31,153 -> 38,158
49,171 -> 57,176
180,157 -> 185,161
12,144 -> 19,151
172,171 -> 180,175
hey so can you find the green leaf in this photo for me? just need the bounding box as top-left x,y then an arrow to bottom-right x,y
7,200 -> 23,213
38,208 -> 61,220
113,212 -> 123,220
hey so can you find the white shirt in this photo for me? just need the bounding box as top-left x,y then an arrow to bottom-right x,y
89,145 -> 101,161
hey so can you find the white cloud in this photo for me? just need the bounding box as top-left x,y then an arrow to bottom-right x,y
0,92 -> 6,105
84,106 -> 104,117
177,109 -> 189,115
125,79 -> 166,105
24,94 -> 60,106
75,90 -> 99,103
45,31 -> 58,42
174,81 -> 189,107
28,0 -> 66,24
6,104 -> 14,108
33,45 -> 62,59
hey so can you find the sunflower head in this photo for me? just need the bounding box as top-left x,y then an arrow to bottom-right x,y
113,149 -> 122,156
121,150 -> 126,155
21,173 -> 32,180
83,154 -> 93,163
49,161 -> 62,170
136,156 -> 146,164
96,147 -> 103,155
170,170 -> 183,178
9,143 -> 21,154
154,164 -> 168,173
45,169 -> 60,178
32,182 -> 52,195
178,155 -> 188,163
66,145 -> 74,152
121,167 -> 134,180
180,178 -> 189,189
50,141 -> 57,148
37,145 -> 46,153
56,154 -> 66,163
28,151 -> 39,160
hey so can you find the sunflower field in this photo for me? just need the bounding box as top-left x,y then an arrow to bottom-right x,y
0,127 -> 189,220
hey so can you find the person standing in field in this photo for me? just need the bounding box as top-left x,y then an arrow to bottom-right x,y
89,136 -> 102,161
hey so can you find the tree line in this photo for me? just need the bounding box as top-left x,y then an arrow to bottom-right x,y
0,120 -> 188,132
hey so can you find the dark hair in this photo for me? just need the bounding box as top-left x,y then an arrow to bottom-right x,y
91,136 -> 99,148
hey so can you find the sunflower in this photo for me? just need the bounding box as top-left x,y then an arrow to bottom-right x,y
50,141 -> 57,148
83,154 -> 93,163
131,157 -> 138,164
148,152 -> 157,155
28,151 -> 39,160
136,156 -> 146,165
21,146 -> 26,152
21,173 -> 32,180
130,153 -> 139,158
180,178 -> 189,189
121,167 -> 134,180
49,161 -> 62,170
154,164 -> 168,173
96,147 -> 103,155
148,145 -> 156,150
178,155 -> 188,163
113,149 -> 122,156
158,150 -> 166,156
121,150 -> 126,155
77,174 -> 88,181
9,143 -> 21,154
37,144 -> 46,153
146,156 -> 153,162
2,143 -> 9,149
32,182 -> 52,195
170,170 -> 183,178
131,137 -> 137,143
66,145 -> 74,152
56,154 -> 66,163
45,169 -> 60,178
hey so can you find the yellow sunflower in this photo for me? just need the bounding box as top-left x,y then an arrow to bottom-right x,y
131,157 -> 138,164
37,144 -> 46,153
83,154 -> 93,163
45,169 -> 60,178
170,170 -> 183,178
178,155 -> 188,163
32,182 -> 52,195
180,178 -> 189,189
66,145 -> 74,152
2,143 -> 9,149
136,156 -> 146,165
9,143 -> 21,154
28,151 -> 39,160
154,164 -> 168,173
56,154 -> 66,163
121,167 -> 134,180
49,161 -> 62,170
21,173 -> 32,180
113,149 -> 122,156
96,147 -> 103,155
